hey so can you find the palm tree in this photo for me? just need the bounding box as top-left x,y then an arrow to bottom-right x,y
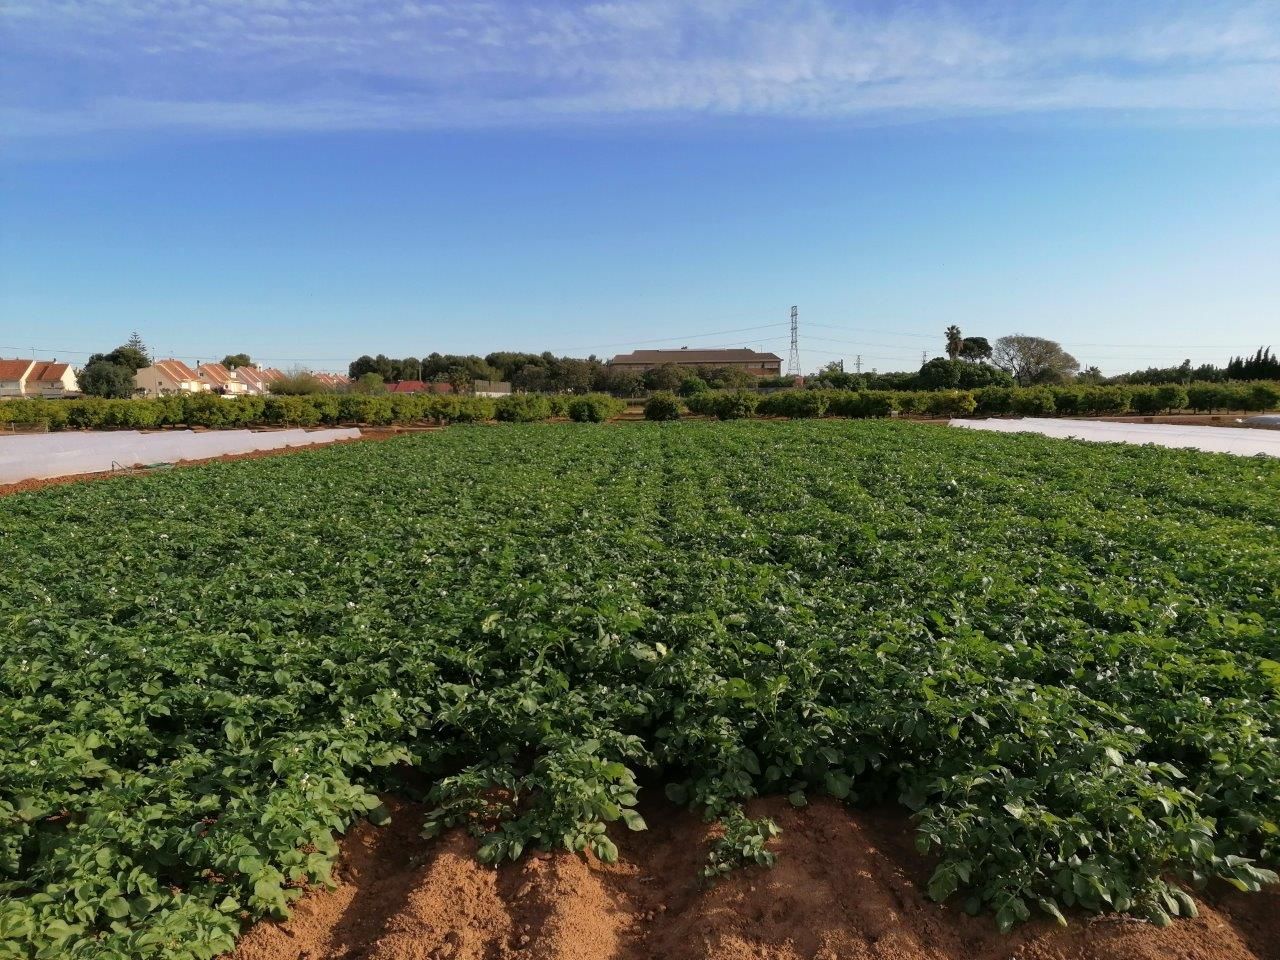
944,325 -> 964,360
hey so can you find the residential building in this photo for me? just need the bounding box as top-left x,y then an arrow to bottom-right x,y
608,348 -> 783,376
387,380 -> 455,394
26,362 -> 81,397
0,359 -> 82,397
232,366 -> 270,395
311,372 -> 351,390
197,362 -> 247,396
0,359 -> 35,397
134,359 -> 206,397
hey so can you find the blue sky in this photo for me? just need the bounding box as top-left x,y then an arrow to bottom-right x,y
2,1 -> 1278,375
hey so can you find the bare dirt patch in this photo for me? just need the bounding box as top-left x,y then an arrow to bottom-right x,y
231,797 -> 1278,960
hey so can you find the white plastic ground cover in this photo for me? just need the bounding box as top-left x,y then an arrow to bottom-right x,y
950,418 -> 1280,458
0,428 -> 361,484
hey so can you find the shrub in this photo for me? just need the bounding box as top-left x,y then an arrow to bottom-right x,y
757,390 -> 830,419
1128,387 -> 1162,415
924,390 -> 977,418
644,391 -> 683,421
1010,388 -> 1055,417
1242,382 -> 1280,412
895,392 -> 929,415
975,387 -> 1015,416
1187,384 -> 1231,412
495,394 -> 552,423
1154,384 -> 1189,413
567,393 -> 626,423
826,391 -> 899,418
682,391 -> 718,416
710,390 -> 760,420
1079,386 -> 1131,416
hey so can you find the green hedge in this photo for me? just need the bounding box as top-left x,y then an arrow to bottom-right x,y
0,393 -> 496,431
3,380 -> 1277,432
643,391 -> 683,421
681,381 -> 1280,423
494,394 -> 553,423
566,393 -> 626,422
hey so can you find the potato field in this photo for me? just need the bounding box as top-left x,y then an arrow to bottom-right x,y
1,421 -> 1278,959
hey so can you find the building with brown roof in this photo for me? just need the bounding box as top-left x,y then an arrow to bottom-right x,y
231,366 -> 270,395
311,372 -> 351,390
608,348 -> 782,377
197,362 -> 247,396
134,359 -> 206,397
0,359 -> 81,397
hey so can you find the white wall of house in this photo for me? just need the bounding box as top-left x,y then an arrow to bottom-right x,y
28,368 -> 81,397
135,367 -> 207,397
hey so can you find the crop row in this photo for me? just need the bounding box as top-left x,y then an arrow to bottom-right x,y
3,380 -> 1278,433
1,421 -> 1277,958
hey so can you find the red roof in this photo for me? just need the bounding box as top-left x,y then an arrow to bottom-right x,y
27,361 -> 71,382
151,358 -> 201,382
197,362 -> 233,385
388,380 -> 426,393
233,366 -> 267,390
388,380 -> 453,394
0,359 -> 34,380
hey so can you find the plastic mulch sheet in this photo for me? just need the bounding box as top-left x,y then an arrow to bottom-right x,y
0,428 -> 361,484
950,418 -> 1280,458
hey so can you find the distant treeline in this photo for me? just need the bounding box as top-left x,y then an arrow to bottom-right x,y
347,344 -> 1279,397
348,351 -> 769,394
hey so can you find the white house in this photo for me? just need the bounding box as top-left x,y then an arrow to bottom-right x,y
0,359 -> 81,397
232,366 -> 270,395
197,362 -> 247,396
134,359 -> 207,397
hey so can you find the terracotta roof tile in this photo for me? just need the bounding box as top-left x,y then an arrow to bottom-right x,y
0,359 -> 35,380
197,362 -> 233,385
152,359 -> 201,382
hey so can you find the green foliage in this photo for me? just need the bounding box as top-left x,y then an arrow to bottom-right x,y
78,361 -> 137,399
566,394 -> 626,423
1,421 -> 1278,957
701,808 -> 781,882
757,390 -> 830,418
709,390 -> 760,420
494,394 -> 553,422
678,376 -> 709,398
923,390 -> 977,417
643,391 -> 683,421
266,373 -> 326,396
1009,388 -> 1056,416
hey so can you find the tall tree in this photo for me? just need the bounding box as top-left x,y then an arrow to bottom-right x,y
992,335 -> 1080,386
945,325 -> 964,360
125,332 -> 149,361
79,360 -> 136,398
221,354 -> 251,369
959,336 -> 992,361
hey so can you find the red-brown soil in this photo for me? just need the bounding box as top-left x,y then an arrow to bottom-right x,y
231,797 -> 1278,960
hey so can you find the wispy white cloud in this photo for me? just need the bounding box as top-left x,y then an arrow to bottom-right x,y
2,0 -> 1278,138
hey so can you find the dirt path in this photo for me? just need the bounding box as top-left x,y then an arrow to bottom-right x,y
231,797 -> 1278,960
